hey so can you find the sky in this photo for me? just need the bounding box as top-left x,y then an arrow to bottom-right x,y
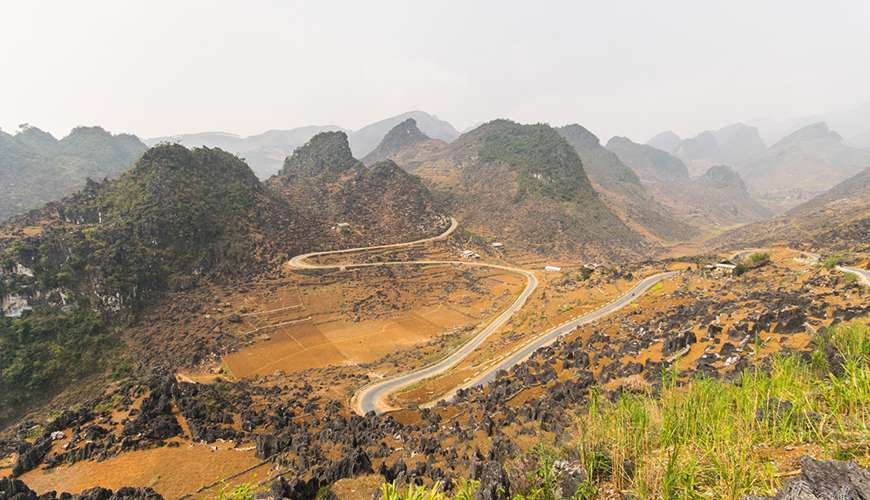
2,1 -> 869,143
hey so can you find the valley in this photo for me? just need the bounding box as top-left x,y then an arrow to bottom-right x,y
1,119 -> 868,500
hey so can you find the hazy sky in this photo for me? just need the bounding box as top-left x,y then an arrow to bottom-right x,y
2,1 -> 869,142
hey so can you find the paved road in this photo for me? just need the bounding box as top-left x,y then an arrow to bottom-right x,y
837,265 -> 870,286
287,217 -> 458,270
445,271 -> 677,398
287,219 -> 677,415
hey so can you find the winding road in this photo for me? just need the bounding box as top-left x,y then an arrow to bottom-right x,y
838,266 -> 870,287
286,219 -> 677,415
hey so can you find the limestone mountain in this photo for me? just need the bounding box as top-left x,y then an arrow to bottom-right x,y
364,118 -> 431,164
0,125 -> 146,222
739,122 -> 870,212
361,118 -> 449,170
556,125 -> 696,242
348,111 -> 459,158
147,125 -> 345,179
646,130 -> 681,153
607,137 -> 770,228
395,120 -> 646,257
712,167 -> 870,251
270,131 -> 448,248
0,144 -> 302,420
654,123 -> 767,176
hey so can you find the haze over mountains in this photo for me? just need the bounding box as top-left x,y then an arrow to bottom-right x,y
648,117 -> 870,212
0,125 -> 146,221
147,111 -> 460,179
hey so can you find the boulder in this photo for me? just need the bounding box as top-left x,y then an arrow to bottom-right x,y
474,461 -> 510,500
744,456 -> 870,499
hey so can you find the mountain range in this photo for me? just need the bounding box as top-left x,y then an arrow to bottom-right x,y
361,118 -> 647,258
712,166 -> 870,251
147,110 -> 460,179
607,136 -> 771,228
648,120 -> 870,212
0,125 -> 146,222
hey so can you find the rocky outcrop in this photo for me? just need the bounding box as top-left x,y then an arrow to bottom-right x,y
0,477 -> 162,499
362,118 -> 430,165
744,456 -> 870,499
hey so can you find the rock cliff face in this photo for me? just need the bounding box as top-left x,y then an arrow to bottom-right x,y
608,136 -> 770,228
557,125 -> 696,242
0,125 -> 146,221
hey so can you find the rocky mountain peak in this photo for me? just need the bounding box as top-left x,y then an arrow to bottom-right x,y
557,124 -> 601,149
773,122 -> 842,149
647,130 -> 681,152
277,131 -> 361,179
362,118 -> 430,164
697,164 -> 747,191
676,130 -> 720,160
14,125 -> 58,150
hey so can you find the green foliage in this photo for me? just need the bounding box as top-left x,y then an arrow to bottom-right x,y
733,263 -> 748,276
216,482 -> 262,500
475,120 -> 596,204
378,479 -> 478,500
747,252 -> 770,267
571,320 -> 870,498
0,305 -> 116,422
821,254 -> 844,269
0,125 -> 146,221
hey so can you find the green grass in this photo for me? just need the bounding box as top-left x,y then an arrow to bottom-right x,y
821,253 -> 845,270
572,320 -> 870,498
379,479 -> 478,500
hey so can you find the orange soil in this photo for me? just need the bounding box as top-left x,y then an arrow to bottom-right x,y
16,442 -> 264,499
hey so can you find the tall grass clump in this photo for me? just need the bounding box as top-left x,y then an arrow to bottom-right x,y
573,320 -> 870,498
379,479 -> 478,500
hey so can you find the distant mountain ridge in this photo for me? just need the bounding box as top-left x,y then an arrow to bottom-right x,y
607,136 -> 770,228
647,123 -> 767,176
147,110 -> 460,179
0,125 -> 146,222
347,111 -> 459,158
556,124 -> 696,242
738,122 -> 870,211
712,166 -> 870,251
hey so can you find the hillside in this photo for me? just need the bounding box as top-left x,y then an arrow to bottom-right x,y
556,125 -> 696,242
739,122 -> 870,211
0,144 -> 301,422
361,118 -> 449,171
607,137 -> 771,228
712,166 -> 870,251
270,131 -> 448,248
648,123 -> 767,176
147,125 -> 345,179
0,125 -> 146,222
348,111 -> 459,158
401,120 -> 646,257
